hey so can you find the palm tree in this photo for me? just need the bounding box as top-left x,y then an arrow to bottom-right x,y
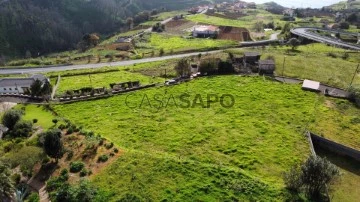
0,162 -> 15,200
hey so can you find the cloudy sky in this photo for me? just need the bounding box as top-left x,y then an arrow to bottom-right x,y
243,0 -> 345,8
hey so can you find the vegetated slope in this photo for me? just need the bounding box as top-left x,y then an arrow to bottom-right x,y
0,0 -> 212,57
325,0 -> 360,10
257,1 -> 287,14
54,76 -> 315,200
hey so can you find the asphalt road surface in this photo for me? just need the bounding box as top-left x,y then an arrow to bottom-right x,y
291,27 -> 360,51
0,50 -> 222,75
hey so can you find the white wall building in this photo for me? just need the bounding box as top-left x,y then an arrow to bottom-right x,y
192,25 -> 219,38
0,74 -> 48,94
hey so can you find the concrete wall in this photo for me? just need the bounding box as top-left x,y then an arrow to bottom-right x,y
310,132 -> 360,162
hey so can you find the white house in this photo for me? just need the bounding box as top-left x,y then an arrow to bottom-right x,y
0,74 -> 48,94
193,25 -> 219,38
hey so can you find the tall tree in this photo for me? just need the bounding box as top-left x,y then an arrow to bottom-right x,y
1,109 -> 23,130
43,129 -> 63,163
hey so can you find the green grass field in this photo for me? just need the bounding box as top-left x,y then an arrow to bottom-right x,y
147,33 -> 237,52
12,75 -> 360,201
52,76 -> 320,200
55,70 -> 163,95
229,43 -> 360,89
187,10 -> 282,31
16,104 -> 62,130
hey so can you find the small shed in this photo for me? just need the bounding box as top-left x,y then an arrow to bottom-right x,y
302,79 -> 320,92
243,52 -> 261,64
258,60 -> 275,75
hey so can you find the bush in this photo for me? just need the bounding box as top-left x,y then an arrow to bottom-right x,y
79,168 -> 88,177
66,151 -> 74,161
70,161 -> 85,173
1,109 -> 23,130
27,192 -> 40,202
97,155 -> 109,163
113,148 -> 119,153
52,119 -> 58,125
327,52 -> 337,58
58,124 -> 66,130
105,142 -> 114,149
32,119 -> 38,124
342,52 -> 349,60
11,120 -> 33,137
67,127 -> 74,135
284,155 -> 339,200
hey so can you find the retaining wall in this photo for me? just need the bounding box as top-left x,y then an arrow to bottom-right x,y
310,132 -> 360,162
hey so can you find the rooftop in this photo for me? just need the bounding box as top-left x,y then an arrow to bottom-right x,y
194,25 -> 219,32
0,78 -> 35,87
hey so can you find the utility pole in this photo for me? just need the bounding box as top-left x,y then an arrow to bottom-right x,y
349,64 -> 359,90
89,74 -> 93,87
282,56 -> 286,82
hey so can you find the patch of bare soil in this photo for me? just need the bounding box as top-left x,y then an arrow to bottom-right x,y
0,102 -> 17,113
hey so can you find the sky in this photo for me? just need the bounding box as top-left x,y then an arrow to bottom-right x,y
242,0 -> 345,8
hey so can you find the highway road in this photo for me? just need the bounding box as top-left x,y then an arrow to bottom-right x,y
291,27 -> 360,51
0,50 -> 222,75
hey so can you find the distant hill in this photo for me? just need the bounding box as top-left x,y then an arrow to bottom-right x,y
325,0 -> 360,10
258,1 -> 287,14
0,0 -> 212,58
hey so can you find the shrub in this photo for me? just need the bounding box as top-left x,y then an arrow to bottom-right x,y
105,142 -> 114,149
284,155 -> 339,200
27,192 -> 40,202
113,148 -> 119,153
58,124 -> 66,130
79,168 -> 88,177
97,155 -> 109,163
70,161 -> 85,173
342,52 -> 349,60
67,127 -> 74,135
11,120 -> 33,137
1,109 -> 23,130
32,119 -> 38,124
52,119 -> 58,125
11,173 -> 21,185
60,169 -> 69,181
66,151 -> 74,161
327,52 -> 337,58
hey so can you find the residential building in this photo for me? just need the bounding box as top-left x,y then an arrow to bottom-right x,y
193,25 -> 219,38
0,74 -> 48,94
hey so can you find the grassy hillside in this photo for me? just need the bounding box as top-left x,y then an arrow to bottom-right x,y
53,76 -> 318,200
326,0 -> 360,10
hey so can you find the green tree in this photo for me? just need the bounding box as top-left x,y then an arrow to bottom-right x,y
42,80 -> 53,96
284,155 -> 339,200
174,58 -> 190,77
199,58 -> 218,75
43,129 -> 63,163
159,48 -> 165,56
11,120 -> 33,137
288,38 -> 301,51
30,79 -> 43,97
1,109 -> 23,130
0,162 -> 14,200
